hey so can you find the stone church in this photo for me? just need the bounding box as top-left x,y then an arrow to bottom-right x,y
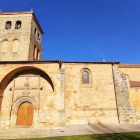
0,10 -> 140,129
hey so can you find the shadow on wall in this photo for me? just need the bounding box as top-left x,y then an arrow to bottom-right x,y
15,69 -> 54,91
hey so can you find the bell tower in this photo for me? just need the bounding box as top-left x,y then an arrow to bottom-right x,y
0,10 -> 44,61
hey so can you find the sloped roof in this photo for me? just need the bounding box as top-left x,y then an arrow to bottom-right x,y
130,81 -> 140,87
118,64 -> 140,68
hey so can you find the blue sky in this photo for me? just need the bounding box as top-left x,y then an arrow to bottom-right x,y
1,0 -> 140,64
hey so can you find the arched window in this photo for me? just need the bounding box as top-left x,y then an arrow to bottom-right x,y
1,39 -> 8,52
5,21 -> 12,30
82,70 -> 89,84
15,21 -> 21,29
11,39 -> 19,52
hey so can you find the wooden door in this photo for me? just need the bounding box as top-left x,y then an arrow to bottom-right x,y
17,102 -> 34,126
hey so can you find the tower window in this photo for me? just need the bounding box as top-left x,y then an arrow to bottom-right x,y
36,49 -> 39,60
34,28 -> 37,36
5,21 -> 12,30
33,45 -> 36,60
15,21 -> 21,29
37,33 -> 40,43
82,70 -> 89,84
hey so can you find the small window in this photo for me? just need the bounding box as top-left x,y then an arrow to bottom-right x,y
82,71 -> 89,84
5,21 -> 12,30
33,45 -> 36,60
34,28 -> 37,36
15,21 -> 21,29
37,33 -> 40,43
36,49 -> 39,60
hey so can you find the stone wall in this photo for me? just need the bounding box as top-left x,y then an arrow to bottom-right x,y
119,67 -> 140,122
1,62 -> 140,129
0,62 -> 58,112
0,13 -> 31,61
28,16 -> 43,61
0,62 -> 63,129
64,63 -> 118,124
119,67 -> 140,81
0,12 -> 43,61
129,88 -> 140,122
113,67 -> 136,123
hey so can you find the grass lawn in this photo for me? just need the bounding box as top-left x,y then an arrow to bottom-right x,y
13,132 -> 140,140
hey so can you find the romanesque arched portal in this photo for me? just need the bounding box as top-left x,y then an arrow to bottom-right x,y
10,96 -> 37,126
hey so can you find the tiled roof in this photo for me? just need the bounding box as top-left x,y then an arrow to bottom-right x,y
130,81 -> 140,87
119,64 -> 140,68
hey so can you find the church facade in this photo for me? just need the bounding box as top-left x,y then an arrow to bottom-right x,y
0,11 -> 140,129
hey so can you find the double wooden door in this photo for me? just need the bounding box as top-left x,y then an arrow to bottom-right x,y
17,102 -> 34,126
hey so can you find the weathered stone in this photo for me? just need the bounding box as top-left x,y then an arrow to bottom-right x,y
0,11 -> 140,131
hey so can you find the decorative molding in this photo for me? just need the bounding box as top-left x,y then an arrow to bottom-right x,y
24,78 -> 30,87
22,91 -> 30,95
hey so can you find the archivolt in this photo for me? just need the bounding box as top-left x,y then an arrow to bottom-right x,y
11,96 -> 37,113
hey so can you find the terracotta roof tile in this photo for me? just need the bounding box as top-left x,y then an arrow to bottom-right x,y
119,64 -> 140,68
130,81 -> 140,87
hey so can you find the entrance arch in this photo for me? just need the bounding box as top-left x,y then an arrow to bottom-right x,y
0,66 -> 55,127
0,66 -> 55,111
10,96 -> 37,127
17,102 -> 34,126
